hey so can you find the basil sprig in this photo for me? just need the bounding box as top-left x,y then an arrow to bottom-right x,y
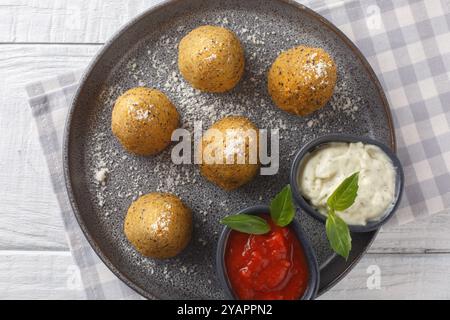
220,214 -> 270,235
220,185 -> 296,234
325,172 -> 359,260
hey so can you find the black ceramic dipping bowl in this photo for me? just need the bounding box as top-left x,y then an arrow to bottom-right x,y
216,205 -> 320,300
290,134 -> 404,233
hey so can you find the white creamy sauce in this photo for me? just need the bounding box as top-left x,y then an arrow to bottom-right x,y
298,142 -> 396,226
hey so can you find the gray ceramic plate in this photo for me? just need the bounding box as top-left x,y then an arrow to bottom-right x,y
64,0 -> 395,299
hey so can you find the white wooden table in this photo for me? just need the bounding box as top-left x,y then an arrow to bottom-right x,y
0,0 -> 449,300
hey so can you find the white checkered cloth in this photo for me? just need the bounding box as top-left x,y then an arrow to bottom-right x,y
25,0 -> 450,299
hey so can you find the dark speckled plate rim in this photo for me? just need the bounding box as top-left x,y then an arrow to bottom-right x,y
63,0 -> 395,300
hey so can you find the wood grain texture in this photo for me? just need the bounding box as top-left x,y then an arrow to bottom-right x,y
0,0 -> 353,44
0,0 -> 161,43
1,250 -> 448,300
1,44 -> 450,253
320,254 -> 450,300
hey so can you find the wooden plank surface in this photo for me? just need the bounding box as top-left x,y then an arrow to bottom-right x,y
0,45 -> 99,251
0,0 -> 351,44
0,0 -> 449,299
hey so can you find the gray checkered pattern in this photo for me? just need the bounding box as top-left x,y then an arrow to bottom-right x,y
26,0 -> 450,299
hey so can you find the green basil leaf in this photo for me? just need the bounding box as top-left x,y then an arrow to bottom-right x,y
220,214 -> 270,235
270,184 -> 295,227
325,209 -> 352,260
327,172 -> 360,211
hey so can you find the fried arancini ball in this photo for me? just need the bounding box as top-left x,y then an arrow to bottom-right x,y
124,193 -> 192,259
268,46 -> 337,116
178,25 -> 245,93
111,87 -> 179,155
199,116 -> 259,190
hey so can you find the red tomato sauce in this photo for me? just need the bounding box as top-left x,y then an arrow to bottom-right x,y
225,214 -> 309,300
